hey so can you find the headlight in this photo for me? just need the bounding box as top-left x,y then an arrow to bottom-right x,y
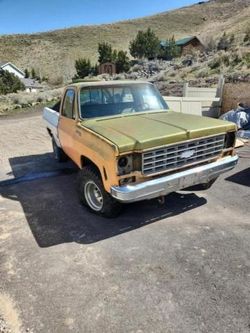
224,131 -> 236,148
118,156 -> 129,168
117,155 -> 133,175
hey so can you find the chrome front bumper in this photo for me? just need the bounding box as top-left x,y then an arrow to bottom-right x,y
110,155 -> 239,203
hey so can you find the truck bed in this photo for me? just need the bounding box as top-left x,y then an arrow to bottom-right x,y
43,107 -> 61,147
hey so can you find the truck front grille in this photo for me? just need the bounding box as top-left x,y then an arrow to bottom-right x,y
142,134 -> 225,175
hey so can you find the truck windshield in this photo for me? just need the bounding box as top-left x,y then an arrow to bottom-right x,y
79,83 -> 168,119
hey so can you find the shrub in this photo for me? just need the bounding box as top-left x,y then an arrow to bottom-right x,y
242,53 -> 250,68
243,28 -> 250,45
204,37 -> 217,52
74,58 -> 92,79
0,69 -> 25,95
48,75 -> 64,86
116,50 -> 130,73
208,58 -> 221,70
217,32 -> 235,51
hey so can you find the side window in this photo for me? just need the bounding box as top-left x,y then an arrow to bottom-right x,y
62,89 -> 75,119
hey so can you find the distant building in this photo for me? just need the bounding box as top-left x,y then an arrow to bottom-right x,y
160,36 -> 205,56
0,61 -> 25,78
20,78 -> 43,93
99,62 -> 116,75
0,61 -> 42,92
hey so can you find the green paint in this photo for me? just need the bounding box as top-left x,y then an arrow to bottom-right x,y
82,111 -> 236,153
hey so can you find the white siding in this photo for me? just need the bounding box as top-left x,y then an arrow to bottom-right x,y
25,88 -> 38,93
2,64 -> 25,78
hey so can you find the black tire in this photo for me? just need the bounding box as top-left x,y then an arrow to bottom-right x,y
77,166 -> 122,218
52,138 -> 68,162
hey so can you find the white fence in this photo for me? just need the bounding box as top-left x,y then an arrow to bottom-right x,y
163,96 -> 221,118
163,76 -> 224,118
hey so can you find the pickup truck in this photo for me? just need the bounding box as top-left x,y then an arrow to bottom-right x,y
43,80 -> 238,217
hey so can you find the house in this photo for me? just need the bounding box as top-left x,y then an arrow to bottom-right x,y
160,36 -> 205,56
20,78 -> 43,93
0,61 -> 25,78
99,62 -> 116,75
0,61 -> 42,92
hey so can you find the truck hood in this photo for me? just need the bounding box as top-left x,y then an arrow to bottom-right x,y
82,111 -> 236,153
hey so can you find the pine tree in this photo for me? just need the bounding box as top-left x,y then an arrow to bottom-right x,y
24,68 -> 30,78
129,28 -> 160,59
75,58 -> 92,78
98,42 -> 114,64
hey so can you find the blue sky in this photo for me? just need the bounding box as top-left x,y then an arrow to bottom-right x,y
0,0 -> 201,35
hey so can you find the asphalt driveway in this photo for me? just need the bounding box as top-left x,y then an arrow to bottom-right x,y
0,112 -> 250,333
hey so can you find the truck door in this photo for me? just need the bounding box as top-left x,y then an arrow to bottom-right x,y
58,88 -> 76,160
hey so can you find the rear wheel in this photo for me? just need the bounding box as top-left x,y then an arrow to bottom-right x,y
78,166 -> 122,218
52,138 -> 68,162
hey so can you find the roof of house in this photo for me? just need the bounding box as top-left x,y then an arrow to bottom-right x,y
0,61 -> 8,67
20,78 -> 42,89
160,36 -> 199,48
0,61 -> 25,76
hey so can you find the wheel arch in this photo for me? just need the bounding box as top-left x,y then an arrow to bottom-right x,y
80,155 -> 105,180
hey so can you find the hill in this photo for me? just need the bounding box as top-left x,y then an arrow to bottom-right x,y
0,0 -> 249,81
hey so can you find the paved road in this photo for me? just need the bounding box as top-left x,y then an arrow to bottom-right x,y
0,112 -> 250,333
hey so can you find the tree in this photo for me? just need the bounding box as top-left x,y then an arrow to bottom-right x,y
0,69 -> 25,95
116,50 -> 130,73
166,36 -> 181,59
74,58 -> 98,79
98,42 -> 114,64
24,68 -> 30,78
129,28 -> 160,59
159,36 -> 181,60
31,68 -> 36,79
97,43 -> 130,73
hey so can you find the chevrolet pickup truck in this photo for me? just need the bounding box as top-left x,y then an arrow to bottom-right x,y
43,81 -> 238,217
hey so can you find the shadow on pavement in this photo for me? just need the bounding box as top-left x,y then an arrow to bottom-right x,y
226,167 -> 250,187
0,154 -> 207,247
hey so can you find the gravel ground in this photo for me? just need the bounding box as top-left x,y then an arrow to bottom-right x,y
0,316 -> 11,333
0,111 -> 250,333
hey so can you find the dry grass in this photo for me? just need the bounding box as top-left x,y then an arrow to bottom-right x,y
0,88 -> 63,114
222,83 -> 250,113
0,0 -> 249,81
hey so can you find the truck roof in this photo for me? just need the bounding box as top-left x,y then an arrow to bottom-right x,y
68,80 -> 152,89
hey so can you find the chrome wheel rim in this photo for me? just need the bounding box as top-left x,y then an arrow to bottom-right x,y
84,181 -> 103,211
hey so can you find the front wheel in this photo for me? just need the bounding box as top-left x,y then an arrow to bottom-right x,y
78,166 -> 122,218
